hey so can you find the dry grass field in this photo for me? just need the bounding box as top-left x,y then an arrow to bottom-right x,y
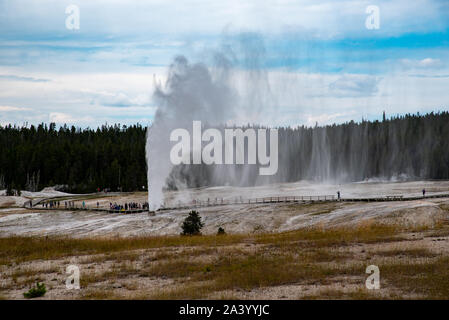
1,220 -> 448,300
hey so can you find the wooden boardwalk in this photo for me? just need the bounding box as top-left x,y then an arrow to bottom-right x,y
340,193 -> 449,202
24,192 -> 449,214
158,192 -> 449,211
159,195 -> 336,211
26,206 -> 147,214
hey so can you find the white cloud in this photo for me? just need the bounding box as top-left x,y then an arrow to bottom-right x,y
0,105 -> 31,111
0,69 -> 160,127
304,111 -> 356,127
328,74 -> 381,97
2,66 -> 449,128
1,0 -> 448,39
400,58 -> 443,69
94,91 -> 151,108
49,112 -> 94,124
0,74 -> 50,82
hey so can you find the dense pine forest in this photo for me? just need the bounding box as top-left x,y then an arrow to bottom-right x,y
1,111 -> 448,193
0,123 -> 147,193
170,111 -> 449,188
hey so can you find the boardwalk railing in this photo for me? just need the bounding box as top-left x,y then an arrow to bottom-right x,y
26,195 -> 335,213
24,192 -> 449,213
28,205 -> 147,214
160,195 -> 336,211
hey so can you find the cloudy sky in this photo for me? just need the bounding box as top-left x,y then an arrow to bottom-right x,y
0,0 -> 448,128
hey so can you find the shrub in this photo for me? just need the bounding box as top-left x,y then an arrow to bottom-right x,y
23,282 -> 46,299
217,227 -> 226,235
181,210 -> 204,236
204,265 -> 212,272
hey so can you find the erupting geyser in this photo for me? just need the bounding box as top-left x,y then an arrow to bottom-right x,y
146,34 -> 274,210
146,55 -> 236,210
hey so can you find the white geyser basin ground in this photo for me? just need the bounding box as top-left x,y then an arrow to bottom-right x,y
0,180 -> 448,238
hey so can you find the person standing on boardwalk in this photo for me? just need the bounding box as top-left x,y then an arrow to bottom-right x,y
337,191 -> 341,201
422,189 -> 426,197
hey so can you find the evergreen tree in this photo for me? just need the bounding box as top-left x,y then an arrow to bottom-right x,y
0,111 -> 448,194
181,210 -> 204,235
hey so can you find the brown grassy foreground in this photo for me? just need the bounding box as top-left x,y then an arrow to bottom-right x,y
0,222 -> 448,299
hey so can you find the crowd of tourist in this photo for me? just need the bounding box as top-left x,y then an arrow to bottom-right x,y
41,199 -> 149,212
109,201 -> 149,211
42,200 -> 78,208
42,200 -> 60,208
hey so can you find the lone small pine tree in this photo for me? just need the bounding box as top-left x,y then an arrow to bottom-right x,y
181,210 -> 204,235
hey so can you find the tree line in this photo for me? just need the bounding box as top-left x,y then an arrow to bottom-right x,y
170,111 -> 449,188
0,123 -> 147,193
1,111 -> 448,194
